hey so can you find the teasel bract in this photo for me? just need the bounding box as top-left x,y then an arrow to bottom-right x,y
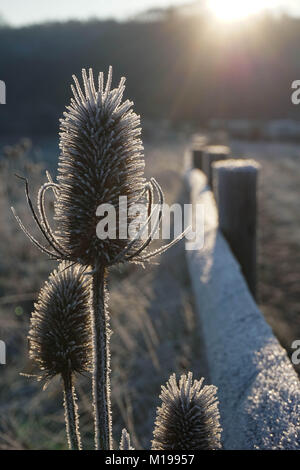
119,429 -> 134,450
152,373 -> 222,450
12,67 -> 188,449
28,262 -> 92,450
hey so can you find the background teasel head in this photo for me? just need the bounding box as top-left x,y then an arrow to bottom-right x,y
152,373 -> 222,450
28,261 -> 92,384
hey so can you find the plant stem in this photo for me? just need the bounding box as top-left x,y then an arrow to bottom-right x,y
63,372 -> 82,450
91,266 -> 112,450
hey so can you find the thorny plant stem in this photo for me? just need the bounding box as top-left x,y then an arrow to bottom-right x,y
91,267 -> 112,450
63,373 -> 82,450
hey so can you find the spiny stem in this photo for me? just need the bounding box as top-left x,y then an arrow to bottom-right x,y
91,266 -> 112,450
63,372 -> 82,450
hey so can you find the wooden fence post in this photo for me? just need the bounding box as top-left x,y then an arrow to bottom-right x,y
203,145 -> 230,187
191,135 -> 208,170
213,159 -> 260,299
192,147 -> 205,170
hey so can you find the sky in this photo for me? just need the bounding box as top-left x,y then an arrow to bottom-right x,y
1,0 -> 300,27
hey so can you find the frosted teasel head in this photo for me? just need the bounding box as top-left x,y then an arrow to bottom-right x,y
11,67 -> 187,268
28,262 -> 93,384
152,373 -> 222,450
55,66 -> 146,267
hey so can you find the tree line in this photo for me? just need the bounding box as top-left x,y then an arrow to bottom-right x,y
0,7 -> 299,136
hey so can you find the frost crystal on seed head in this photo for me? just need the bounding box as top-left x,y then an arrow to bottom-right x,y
152,372 -> 222,450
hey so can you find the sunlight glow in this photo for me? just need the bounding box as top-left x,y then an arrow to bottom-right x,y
208,0 -> 267,22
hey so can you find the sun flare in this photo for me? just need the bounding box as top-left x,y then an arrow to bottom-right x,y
208,0 -> 266,22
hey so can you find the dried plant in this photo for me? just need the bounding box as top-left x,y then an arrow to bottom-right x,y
152,373 -> 222,450
12,67 -> 188,450
119,429 -> 134,450
27,261 -> 92,450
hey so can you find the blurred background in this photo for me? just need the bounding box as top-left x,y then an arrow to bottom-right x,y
0,0 -> 300,450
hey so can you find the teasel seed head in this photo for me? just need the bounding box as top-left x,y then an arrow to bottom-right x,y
152,372 -> 222,450
55,66 -> 147,267
28,261 -> 93,384
12,67 -> 188,268
119,429 -> 134,450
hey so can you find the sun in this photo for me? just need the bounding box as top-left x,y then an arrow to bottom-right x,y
208,0 -> 265,22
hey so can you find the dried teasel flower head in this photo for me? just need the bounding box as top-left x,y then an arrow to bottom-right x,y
152,373 -> 222,450
54,66 -> 148,267
119,429 -> 134,450
28,262 -> 92,384
12,67 -> 188,269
